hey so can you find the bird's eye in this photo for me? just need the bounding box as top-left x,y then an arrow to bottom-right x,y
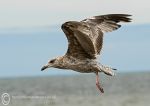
49,59 -> 55,63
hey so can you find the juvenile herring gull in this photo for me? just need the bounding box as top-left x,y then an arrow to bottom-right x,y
41,14 -> 132,93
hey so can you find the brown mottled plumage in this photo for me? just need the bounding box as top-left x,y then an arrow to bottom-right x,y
41,14 -> 132,93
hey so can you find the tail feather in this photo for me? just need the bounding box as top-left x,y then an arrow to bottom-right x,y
99,64 -> 116,76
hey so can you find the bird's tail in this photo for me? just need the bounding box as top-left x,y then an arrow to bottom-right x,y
99,64 -> 117,76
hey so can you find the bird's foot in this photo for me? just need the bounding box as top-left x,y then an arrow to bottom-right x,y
96,82 -> 104,93
96,72 -> 104,93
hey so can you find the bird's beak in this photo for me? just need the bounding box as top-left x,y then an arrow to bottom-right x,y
41,65 -> 48,71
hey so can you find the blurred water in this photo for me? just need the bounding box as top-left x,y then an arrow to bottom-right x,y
0,72 -> 150,106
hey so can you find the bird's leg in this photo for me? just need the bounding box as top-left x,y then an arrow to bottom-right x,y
95,72 -> 104,93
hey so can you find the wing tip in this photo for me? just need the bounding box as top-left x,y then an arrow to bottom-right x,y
95,14 -> 132,23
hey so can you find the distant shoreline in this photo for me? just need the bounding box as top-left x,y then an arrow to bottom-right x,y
0,71 -> 150,79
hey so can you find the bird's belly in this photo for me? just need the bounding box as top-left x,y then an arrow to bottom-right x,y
68,63 -> 99,73
60,57 -> 100,73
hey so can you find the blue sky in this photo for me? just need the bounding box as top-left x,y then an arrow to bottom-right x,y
0,0 -> 150,77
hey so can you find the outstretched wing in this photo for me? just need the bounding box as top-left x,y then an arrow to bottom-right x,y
81,14 -> 132,54
61,14 -> 132,59
82,14 -> 132,33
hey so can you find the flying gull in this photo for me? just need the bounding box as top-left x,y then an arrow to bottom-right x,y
41,14 -> 132,93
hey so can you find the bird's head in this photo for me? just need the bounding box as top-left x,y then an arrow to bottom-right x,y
41,57 -> 62,71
